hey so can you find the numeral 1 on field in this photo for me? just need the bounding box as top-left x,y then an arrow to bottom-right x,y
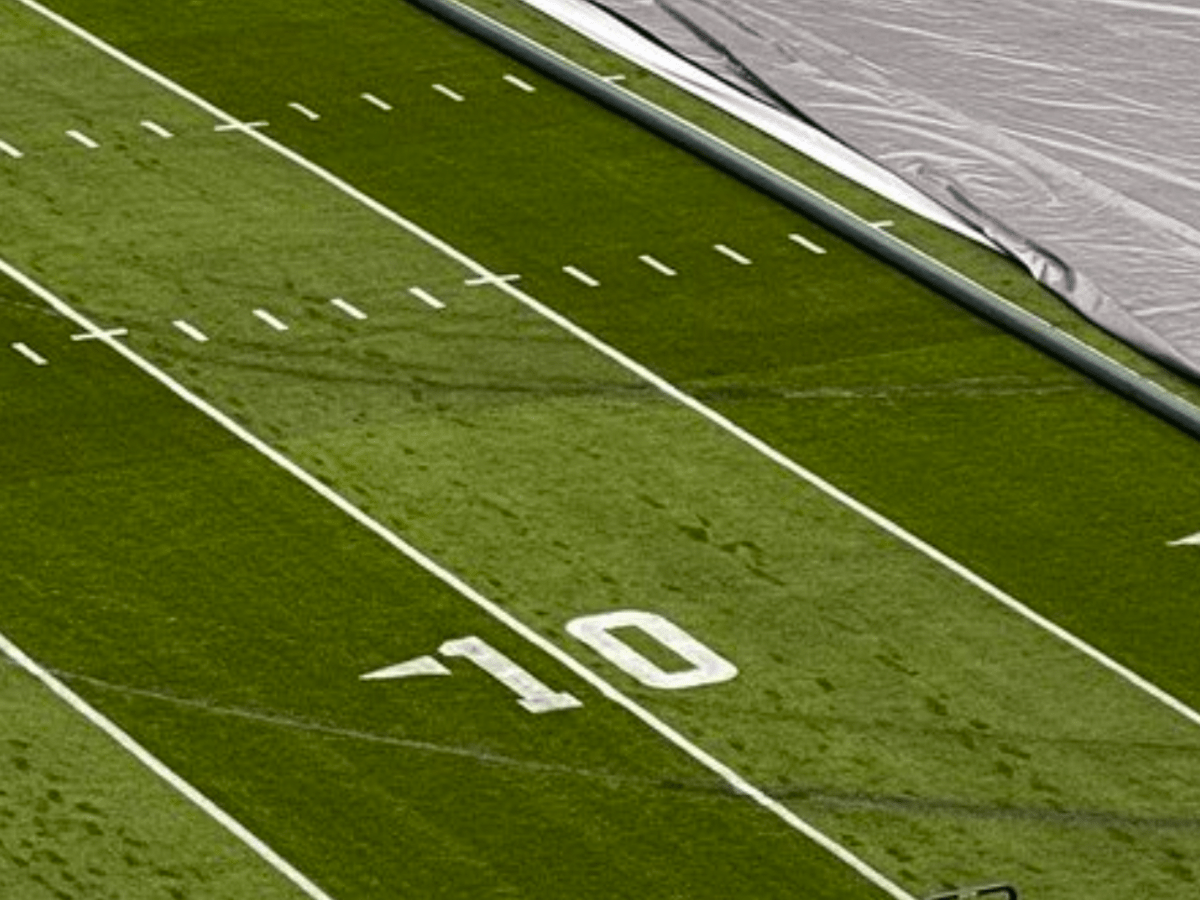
438,636 -> 583,714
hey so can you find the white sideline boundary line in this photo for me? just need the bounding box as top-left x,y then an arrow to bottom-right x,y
0,627 -> 336,900
18,0 -> 1200,889
0,253 -> 917,900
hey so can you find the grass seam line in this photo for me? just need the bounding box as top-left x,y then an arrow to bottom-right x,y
0,252 -> 918,900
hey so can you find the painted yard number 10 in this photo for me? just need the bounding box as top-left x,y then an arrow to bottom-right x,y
362,610 -> 737,713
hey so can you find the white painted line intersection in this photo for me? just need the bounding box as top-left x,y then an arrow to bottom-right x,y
71,326 -> 128,341
172,319 -> 209,343
714,243 -> 751,265
140,119 -> 174,138
65,129 -> 99,149
788,233 -> 827,255
563,265 -> 599,287
253,308 -> 290,332
503,74 -> 537,93
638,254 -> 676,277
330,297 -> 368,320
409,287 -> 446,310
465,272 -> 520,288
432,83 -> 465,102
214,120 -> 269,133
288,102 -> 320,121
11,342 -> 47,366
360,92 -> 393,111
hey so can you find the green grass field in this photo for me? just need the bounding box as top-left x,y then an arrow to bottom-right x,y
4,1 -> 1200,898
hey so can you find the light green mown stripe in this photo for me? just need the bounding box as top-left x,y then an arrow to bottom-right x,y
6,1 -> 1200,897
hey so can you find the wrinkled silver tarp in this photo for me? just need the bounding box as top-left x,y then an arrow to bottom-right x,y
517,0 -> 1200,379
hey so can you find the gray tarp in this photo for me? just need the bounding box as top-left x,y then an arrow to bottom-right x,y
518,0 -> 1200,379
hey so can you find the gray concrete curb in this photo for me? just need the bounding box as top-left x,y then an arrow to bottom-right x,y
407,0 -> 1200,442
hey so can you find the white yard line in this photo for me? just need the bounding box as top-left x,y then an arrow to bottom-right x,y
432,83 -> 465,103
503,73 -> 536,93
408,287 -> 446,310
638,254 -> 676,276
11,341 -> 47,365
172,319 -> 209,343
0,138 -> 25,159
253,308 -> 289,332
65,128 -> 99,149
788,233 -> 827,255
360,92 -> 393,111
330,297 -> 368,320
713,243 -> 751,265
140,119 -> 174,138
563,265 -> 600,287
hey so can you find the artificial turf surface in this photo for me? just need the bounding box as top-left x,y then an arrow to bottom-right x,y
0,277 -> 893,899
4,0 -> 1200,897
